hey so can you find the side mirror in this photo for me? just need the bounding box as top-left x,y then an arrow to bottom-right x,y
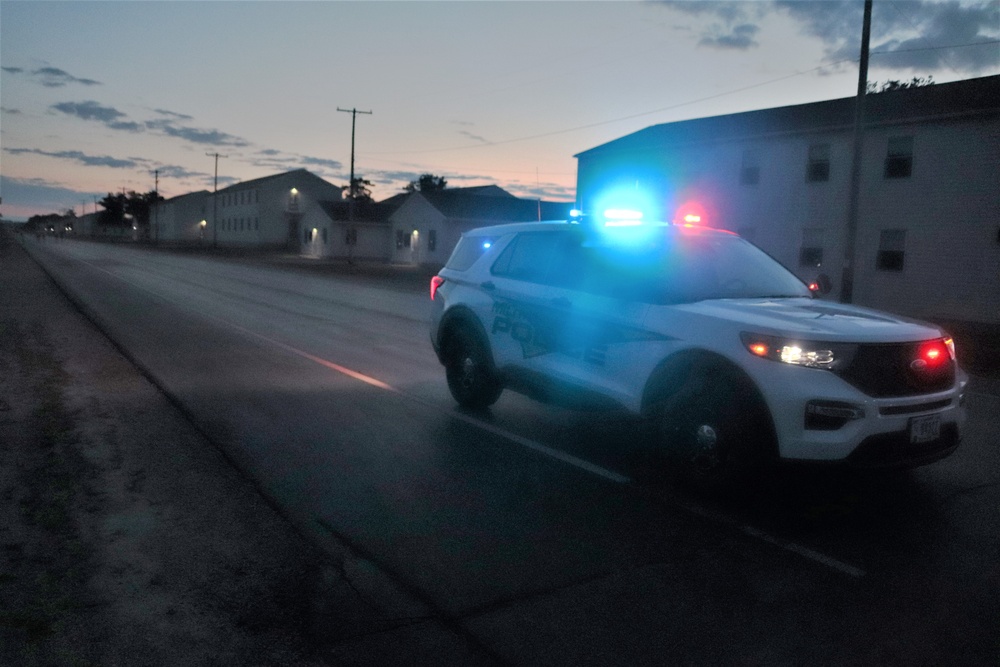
809,273 -> 833,296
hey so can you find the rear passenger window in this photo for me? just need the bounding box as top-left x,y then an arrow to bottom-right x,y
446,236 -> 498,271
491,232 -> 562,283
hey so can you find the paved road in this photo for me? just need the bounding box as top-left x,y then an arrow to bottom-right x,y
22,236 -> 1000,664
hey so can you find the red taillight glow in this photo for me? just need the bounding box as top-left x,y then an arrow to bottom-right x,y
749,342 -> 769,357
430,275 -> 444,301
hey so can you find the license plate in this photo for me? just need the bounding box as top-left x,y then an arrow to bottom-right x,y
909,414 -> 941,444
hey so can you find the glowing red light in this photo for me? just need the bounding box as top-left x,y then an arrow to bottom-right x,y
675,200 -> 708,227
917,340 -> 950,368
748,342 -> 769,357
430,275 -> 444,301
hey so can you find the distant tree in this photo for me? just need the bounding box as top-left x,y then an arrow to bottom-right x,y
404,174 -> 447,193
98,190 -> 162,229
342,176 -> 374,202
98,193 -> 128,227
866,76 -> 935,94
125,190 -> 163,229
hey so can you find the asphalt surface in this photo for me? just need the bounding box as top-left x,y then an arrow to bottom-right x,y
6,232 -> 1000,665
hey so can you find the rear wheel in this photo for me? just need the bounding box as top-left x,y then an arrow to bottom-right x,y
656,364 -> 770,491
444,327 -> 502,409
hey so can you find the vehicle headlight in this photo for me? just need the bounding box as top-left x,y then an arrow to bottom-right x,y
741,332 -> 848,370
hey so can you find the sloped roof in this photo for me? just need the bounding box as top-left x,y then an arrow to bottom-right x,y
216,168 -> 337,193
163,190 -> 209,204
416,190 -> 571,222
315,199 -> 397,223
576,74 -> 1000,159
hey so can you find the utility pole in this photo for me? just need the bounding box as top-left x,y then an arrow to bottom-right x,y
153,169 -> 159,245
841,0 -> 873,304
337,107 -> 372,202
206,152 -> 227,248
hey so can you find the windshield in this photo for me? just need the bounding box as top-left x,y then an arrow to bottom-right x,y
560,230 -> 812,304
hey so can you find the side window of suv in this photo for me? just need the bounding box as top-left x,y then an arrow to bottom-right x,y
491,232 -> 563,284
446,235 -> 499,271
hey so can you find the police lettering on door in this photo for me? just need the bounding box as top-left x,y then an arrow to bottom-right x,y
491,300 -> 606,365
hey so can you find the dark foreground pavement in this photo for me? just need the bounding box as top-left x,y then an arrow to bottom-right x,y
0,230 -> 490,665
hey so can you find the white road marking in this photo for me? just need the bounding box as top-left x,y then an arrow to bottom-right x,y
741,526 -> 867,578
68,248 -> 867,578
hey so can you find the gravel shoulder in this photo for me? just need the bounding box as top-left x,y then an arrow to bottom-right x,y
0,233 -> 481,665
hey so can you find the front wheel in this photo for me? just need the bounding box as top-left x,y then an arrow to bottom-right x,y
444,328 -> 502,409
657,365 -> 770,491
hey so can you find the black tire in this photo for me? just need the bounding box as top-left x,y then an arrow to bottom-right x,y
656,364 -> 769,491
444,327 -> 502,409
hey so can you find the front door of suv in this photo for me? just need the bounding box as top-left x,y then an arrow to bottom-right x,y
484,231 -> 567,378
537,239 -> 653,408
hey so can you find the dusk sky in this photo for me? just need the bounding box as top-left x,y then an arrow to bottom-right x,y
2,0 -> 998,220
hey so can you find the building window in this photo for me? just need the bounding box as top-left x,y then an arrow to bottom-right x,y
428,229 -> 437,252
346,228 -> 357,245
740,149 -> 760,186
255,218 -> 259,230
395,229 -> 410,249
876,229 -> 906,271
806,144 -> 830,182
884,136 -> 913,179
799,228 -> 825,268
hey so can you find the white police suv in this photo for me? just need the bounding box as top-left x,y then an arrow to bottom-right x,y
429,210 -> 967,486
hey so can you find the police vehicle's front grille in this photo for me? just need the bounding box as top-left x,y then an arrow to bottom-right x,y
835,342 -> 955,398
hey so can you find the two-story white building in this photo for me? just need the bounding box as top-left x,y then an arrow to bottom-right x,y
151,190 -> 210,244
210,168 -> 343,250
388,186 -> 572,267
575,75 -> 1000,325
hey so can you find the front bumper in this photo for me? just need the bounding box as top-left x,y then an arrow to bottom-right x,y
757,361 -> 967,466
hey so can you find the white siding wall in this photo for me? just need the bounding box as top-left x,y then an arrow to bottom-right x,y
577,116 -> 1000,324
854,119 -> 1000,321
390,196 -> 445,265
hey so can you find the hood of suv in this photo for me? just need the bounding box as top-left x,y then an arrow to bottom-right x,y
664,297 -> 943,343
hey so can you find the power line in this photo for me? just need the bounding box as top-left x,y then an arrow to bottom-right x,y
364,39 -> 999,158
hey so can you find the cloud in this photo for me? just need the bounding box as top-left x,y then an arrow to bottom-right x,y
34,66 -> 101,87
152,108 -> 194,121
660,1 -> 766,50
154,164 -> 209,180
458,129 -> 490,144
4,147 -> 139,169
699,23 -> 761,50
50,101 -> 248,146
51,100 -> 143,132
776,0 -> 1000,73
301,155 -> 343,170
145,118 -> 248,146
2,65 -> 101,87
0,174 -> 103,218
